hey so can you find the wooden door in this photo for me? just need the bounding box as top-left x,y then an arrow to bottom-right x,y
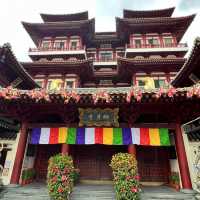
72,145 -> 127,180
137,146 -> 170,182
34,144 -> 61,180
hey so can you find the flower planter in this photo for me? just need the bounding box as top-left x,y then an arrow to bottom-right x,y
169,182 -> 180,191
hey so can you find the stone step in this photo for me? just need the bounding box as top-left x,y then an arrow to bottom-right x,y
70,184 -> 115,200
141,191 -> 196,200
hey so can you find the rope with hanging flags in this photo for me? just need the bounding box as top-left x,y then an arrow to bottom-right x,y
30,127 -> 170,146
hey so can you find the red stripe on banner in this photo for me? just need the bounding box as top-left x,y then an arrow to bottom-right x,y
140,128 -> 150,145
49,128 -> 59,144
95,128 -> 103,144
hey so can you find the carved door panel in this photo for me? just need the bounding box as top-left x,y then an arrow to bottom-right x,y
137,146 -> 170,182
73,145 -> 100,179
34,145 -> 60,180
72,145 -> 127,180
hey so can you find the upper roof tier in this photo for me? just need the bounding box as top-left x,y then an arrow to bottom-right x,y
40,11 -> 88,22
22,19 -> 95,46
116,14 -> 195,43
172,37 -> 200,87
123,7 -> 175,18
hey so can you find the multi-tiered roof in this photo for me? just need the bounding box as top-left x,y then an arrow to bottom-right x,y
21,8 -> 195,87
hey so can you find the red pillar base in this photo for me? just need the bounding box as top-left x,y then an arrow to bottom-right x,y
61,144 -> 69,155
175,122 -> 192,190
128,144 -> 136,156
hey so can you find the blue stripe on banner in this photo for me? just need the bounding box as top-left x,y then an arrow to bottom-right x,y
31,128 -> 41,144
122,128 -> 132,145
76,128 -> 85,144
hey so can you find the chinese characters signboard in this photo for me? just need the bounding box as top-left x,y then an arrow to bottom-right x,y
79,108 -> 119,127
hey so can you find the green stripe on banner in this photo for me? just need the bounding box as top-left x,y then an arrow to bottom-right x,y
159,128 -> 170,146
113,128 -> 123,145
67,128 -> 76,144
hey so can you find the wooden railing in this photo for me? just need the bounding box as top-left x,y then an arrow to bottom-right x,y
94,57 -> 117,62
29,46 -> 85,52
126,43 -> 188,49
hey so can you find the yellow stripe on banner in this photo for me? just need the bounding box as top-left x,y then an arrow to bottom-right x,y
149,128 -> 160,146
58,128 -> 68,143
103,128 -> 113,145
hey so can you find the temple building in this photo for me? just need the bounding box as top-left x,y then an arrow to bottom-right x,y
0,7 -> 199,193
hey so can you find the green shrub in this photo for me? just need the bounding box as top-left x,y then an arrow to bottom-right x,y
110,153 -> 140,200
71,168 -> 80,184
22,168 -> 36,181
47,154 -> 75,200
170,172 -> 180,184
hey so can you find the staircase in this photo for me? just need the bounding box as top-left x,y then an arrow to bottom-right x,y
140,186 -> 197,200
1,183 -> 198,200
71,184 -> 116,200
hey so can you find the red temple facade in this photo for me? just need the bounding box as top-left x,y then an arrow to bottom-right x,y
0,8 -> 199,191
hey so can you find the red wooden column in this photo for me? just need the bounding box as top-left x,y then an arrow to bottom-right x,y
128,144 -> 136,156
10,122 -> 28,184
175,122 -> 192,189
61,144 -> 69,155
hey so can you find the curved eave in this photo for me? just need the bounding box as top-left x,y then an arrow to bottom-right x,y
172,37 -> 200,87
40,11 -> 88,22
0,43 -> 39,89
118,57 -> 186,65
22,18 -> 95,46
123,7 -> 175,18
22,59 -> 93,66
118,57 -> 185,74
116,14 -> 195,42
22,59 -> 94,78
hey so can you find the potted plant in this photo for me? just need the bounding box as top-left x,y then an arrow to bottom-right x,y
21,169 -> 36,185
47,153 -> 75,200
110,153 -> 140,200
169,172 -> 180,191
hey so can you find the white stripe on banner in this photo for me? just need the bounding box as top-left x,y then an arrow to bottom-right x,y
39,128 -> 50,144
131,128 -> 140,145
85,128 -> 95,144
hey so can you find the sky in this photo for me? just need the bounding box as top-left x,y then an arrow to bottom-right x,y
0,0 -> 200,61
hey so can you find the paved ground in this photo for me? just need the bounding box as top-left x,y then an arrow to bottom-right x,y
0,182 -> 198,200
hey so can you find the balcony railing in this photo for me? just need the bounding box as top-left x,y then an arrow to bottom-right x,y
126,43 -> 188,49
94,57 -> 117,62
29,46 -> 85,52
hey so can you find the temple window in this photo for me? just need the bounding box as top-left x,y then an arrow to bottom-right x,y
65,79 -> 76,89
99,51 -> 113,61
163,37 -> 174,47
54,40 -> 65,50
153,78 -> 166,88
134,39 -> 142,48
47,79 -> 63,90
42,41 -> 51,49
135,74 -> 147,87
146,37 -> 159,47
69,37 -> 80,50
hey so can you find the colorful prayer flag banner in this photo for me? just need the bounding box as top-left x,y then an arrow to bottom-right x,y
30,127 -> 170,146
